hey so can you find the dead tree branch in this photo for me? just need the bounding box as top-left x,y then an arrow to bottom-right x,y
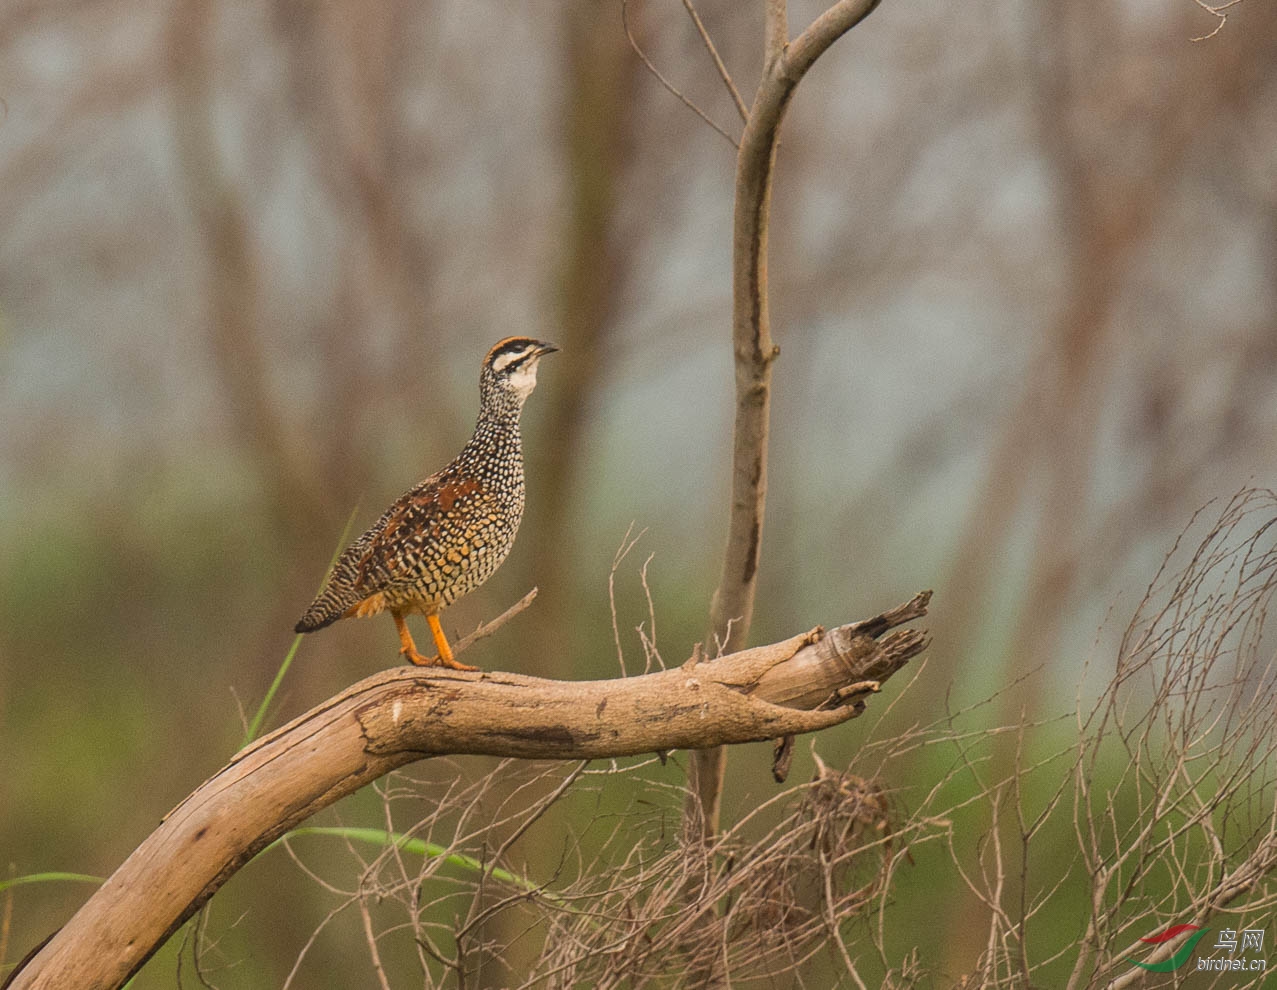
8,594 -> 929,990
693,0 -> 885,839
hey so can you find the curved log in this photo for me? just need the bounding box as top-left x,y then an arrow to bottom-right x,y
8,592 -> 929,990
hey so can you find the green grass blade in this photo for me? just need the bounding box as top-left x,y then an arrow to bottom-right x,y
240,634 -> 303,749
240,504 -> 361,749
264,826 -> 556,901
0,871 -> 103,894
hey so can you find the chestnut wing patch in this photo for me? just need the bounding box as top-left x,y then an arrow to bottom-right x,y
351,474 -> 487,591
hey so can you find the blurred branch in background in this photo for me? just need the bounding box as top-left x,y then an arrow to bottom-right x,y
168,0 -> 332,544
941,1 -> 1277,704
928,28 -> 1277,971
519,1 -> 640,674
271,1 -> 425,502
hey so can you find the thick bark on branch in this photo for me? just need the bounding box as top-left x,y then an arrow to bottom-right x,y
8,594 -> 928,990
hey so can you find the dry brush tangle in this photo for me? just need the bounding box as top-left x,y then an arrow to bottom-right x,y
1061,490 -> 1277,990
7,593 -> 930,990
943,489 -> 1277,989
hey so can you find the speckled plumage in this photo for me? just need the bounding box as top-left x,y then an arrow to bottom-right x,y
294,337 -> 556,669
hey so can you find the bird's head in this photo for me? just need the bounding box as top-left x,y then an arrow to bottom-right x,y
481,336 -> 558,404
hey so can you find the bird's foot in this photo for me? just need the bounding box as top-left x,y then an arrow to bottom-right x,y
438,654 -> 479,672
400,645 -> 478,672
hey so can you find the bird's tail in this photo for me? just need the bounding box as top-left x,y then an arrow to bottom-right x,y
294,582 -> 359,634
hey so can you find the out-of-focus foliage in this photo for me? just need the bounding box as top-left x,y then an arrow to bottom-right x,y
1,0 -> 1274,984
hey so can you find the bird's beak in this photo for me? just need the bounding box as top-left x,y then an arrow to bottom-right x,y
534,341 -> 559,356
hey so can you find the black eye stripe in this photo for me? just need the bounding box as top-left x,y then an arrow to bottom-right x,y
493,348 -> 535,371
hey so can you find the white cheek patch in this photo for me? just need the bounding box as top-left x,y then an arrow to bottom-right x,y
492,350 -> 523,373
509,361 -> 540,397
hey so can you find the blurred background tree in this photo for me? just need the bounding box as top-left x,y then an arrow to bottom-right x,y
1,0 -> 1274,985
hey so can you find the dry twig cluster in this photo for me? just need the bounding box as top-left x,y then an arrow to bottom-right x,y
940,489 -> 1277,989
249,754 -> 915,989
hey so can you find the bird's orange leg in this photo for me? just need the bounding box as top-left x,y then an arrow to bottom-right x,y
427,613 -> 478,671
392,610 -> 432,666
391,610 -> 478,670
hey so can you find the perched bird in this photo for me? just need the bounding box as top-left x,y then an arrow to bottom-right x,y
294,337 -> 557,670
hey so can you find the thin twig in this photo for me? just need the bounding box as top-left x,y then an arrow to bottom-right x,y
452,587 -> 538,656
281,899 -> 358,990
680,0 -> 748,121
190,906 -> 222,990
621,0 -> 740,148
609,524 -> 646,676
485,762 -> 589,882
638,552 -> 664,672
357,896 -> 393,990
1190,0 -> 1246,41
